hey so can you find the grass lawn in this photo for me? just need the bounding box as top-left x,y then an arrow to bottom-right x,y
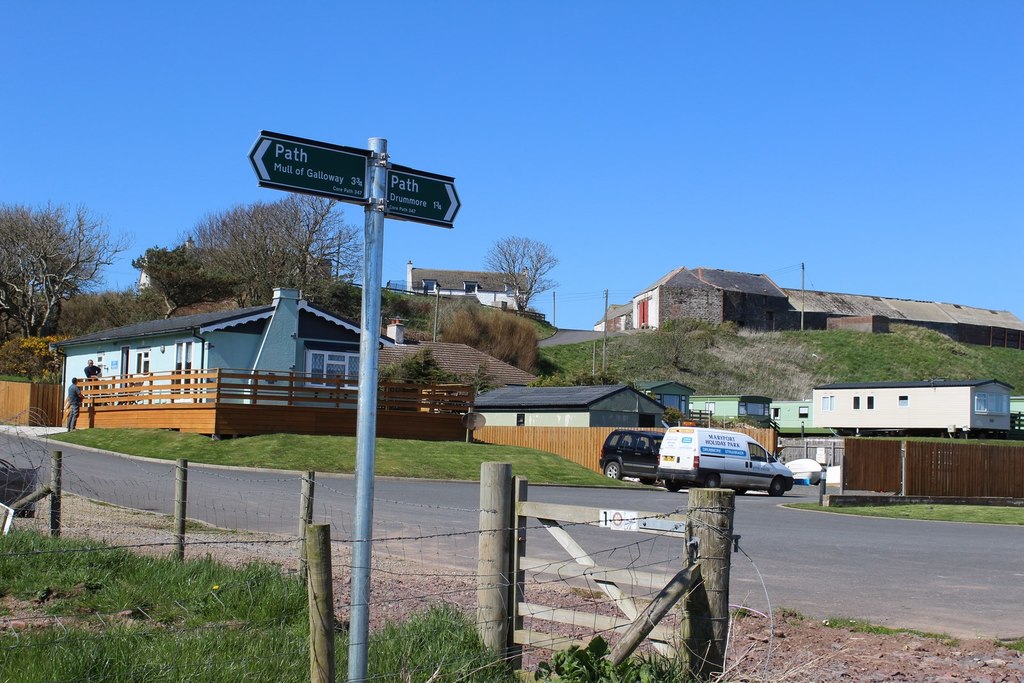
789,502 -> 1024,525
0,531 -> 518,682
49,428 -> 629,486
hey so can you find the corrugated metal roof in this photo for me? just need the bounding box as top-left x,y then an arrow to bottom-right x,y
784,288 -> 1024,330
816,379 -> 1013,390
475,384 -> 634,409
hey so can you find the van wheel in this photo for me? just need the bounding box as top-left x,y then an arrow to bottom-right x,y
663,482 -> 683,492
703,473 -> 721,489
768,477 -> 785,497
603,461 -> 622,480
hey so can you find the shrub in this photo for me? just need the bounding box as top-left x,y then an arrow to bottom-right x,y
0,336 -> 63,381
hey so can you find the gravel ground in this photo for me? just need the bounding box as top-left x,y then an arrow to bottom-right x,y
7,495 -> 1024,682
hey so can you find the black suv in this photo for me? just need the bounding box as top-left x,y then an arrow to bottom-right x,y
599,430 -> 663,485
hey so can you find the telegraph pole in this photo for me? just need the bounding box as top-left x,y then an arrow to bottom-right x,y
800,262 -> 805,332
602,288 -> 609,373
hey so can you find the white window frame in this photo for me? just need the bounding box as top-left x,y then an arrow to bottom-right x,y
306,349 -> 359,387
898,395 -> 909,408
821,395 -> 835,412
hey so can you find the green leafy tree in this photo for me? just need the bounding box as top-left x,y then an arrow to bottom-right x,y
132,244 -> 237,318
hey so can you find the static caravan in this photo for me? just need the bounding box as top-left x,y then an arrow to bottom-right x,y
770,400 -> 831,436
689,394 -> 772,426
812,379 -> 1013,437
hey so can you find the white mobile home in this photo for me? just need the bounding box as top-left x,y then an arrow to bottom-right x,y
812,379 -> 1013,437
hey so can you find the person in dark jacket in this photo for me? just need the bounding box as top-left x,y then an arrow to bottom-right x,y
83,359 -> 101,379
65,378 -> 83,432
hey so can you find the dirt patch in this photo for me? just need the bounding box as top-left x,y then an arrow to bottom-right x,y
8,495 -> 1023,681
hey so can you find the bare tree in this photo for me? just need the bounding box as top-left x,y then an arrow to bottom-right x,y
484,236 -> 558,311
0,203 -> 129,337
190,195 -> 360,306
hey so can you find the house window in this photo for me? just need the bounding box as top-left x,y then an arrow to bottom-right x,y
771,407 -> 780,419
464,281 -> 478,293
516,413 -> 525,426
821,395 -> 835,412
798,406 -> 809,419
853,396 -> 861,410
898,395 -> 909,408
867,396 -> 875,409
135,351 -> 151,374
175,341 -> 193,373
704,402 -> 715,414
307,350 -> 359,385
422,279 -> 437,294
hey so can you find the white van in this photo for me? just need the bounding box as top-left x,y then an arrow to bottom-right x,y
657,427 -> 794,496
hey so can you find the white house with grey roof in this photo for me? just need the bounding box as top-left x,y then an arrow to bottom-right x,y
402,260 -> 519,310
812,379 -> 1013,437
474,384 -> 665,428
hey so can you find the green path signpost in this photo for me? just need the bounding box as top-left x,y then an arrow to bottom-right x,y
248,130 -> 458,683
386,164 -> 461,228
248,131 -> 370,203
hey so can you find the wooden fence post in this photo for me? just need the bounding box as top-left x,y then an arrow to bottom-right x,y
306,523 -> 336,683
681,487 -> 735,679
50,450 -> 62,537
298,471 -> 315,583
174,458 -> 188,561
900,440 -> 907,496
477,462 -> 513,655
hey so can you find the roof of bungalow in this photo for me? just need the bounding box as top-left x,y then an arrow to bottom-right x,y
378,341 -> 536,387
54,301 -> 361,348
475,384 -> 663,410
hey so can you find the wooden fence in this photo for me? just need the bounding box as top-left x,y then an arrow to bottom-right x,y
844,439 -> 1024,498
76,369 -> 474,439
0,380 -> 63,427
473,425 -> 778,473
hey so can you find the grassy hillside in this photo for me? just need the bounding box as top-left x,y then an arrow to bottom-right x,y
538,322 -> 1024,399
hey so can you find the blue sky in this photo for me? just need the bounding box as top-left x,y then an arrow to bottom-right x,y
2,2 -> 1021,330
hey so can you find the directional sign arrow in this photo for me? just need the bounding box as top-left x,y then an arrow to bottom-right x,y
248,131 -> 370,204
385,164 -> 460,228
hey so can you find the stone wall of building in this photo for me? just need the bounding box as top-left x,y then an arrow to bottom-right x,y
659,286 -> 723,325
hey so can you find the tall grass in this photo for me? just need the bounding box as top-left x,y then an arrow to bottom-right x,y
538,323 -> 1024,399
0,531 -> 517,682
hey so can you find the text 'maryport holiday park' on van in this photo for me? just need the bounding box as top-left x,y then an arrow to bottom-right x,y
657,427 -> 795,496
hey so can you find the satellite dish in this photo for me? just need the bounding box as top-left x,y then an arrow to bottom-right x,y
462,412 -> 486,431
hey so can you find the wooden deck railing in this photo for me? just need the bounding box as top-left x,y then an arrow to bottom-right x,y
80,369 -> 474,414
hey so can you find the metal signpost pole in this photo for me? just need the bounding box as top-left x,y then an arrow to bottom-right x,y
348,137 -> 387,682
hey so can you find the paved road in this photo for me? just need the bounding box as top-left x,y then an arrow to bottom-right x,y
539,329 -> 628,347
3,430 -> 1022,639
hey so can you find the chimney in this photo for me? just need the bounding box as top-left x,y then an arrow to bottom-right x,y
406,260 -> 414,293
387,318 -> 405,345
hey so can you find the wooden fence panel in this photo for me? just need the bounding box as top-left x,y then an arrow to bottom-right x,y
0,381 -> 63,426
906,442 -> 1024,498
843,439 -> 902,493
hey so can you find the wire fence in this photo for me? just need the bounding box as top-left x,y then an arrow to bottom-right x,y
0,423 -> 793,682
